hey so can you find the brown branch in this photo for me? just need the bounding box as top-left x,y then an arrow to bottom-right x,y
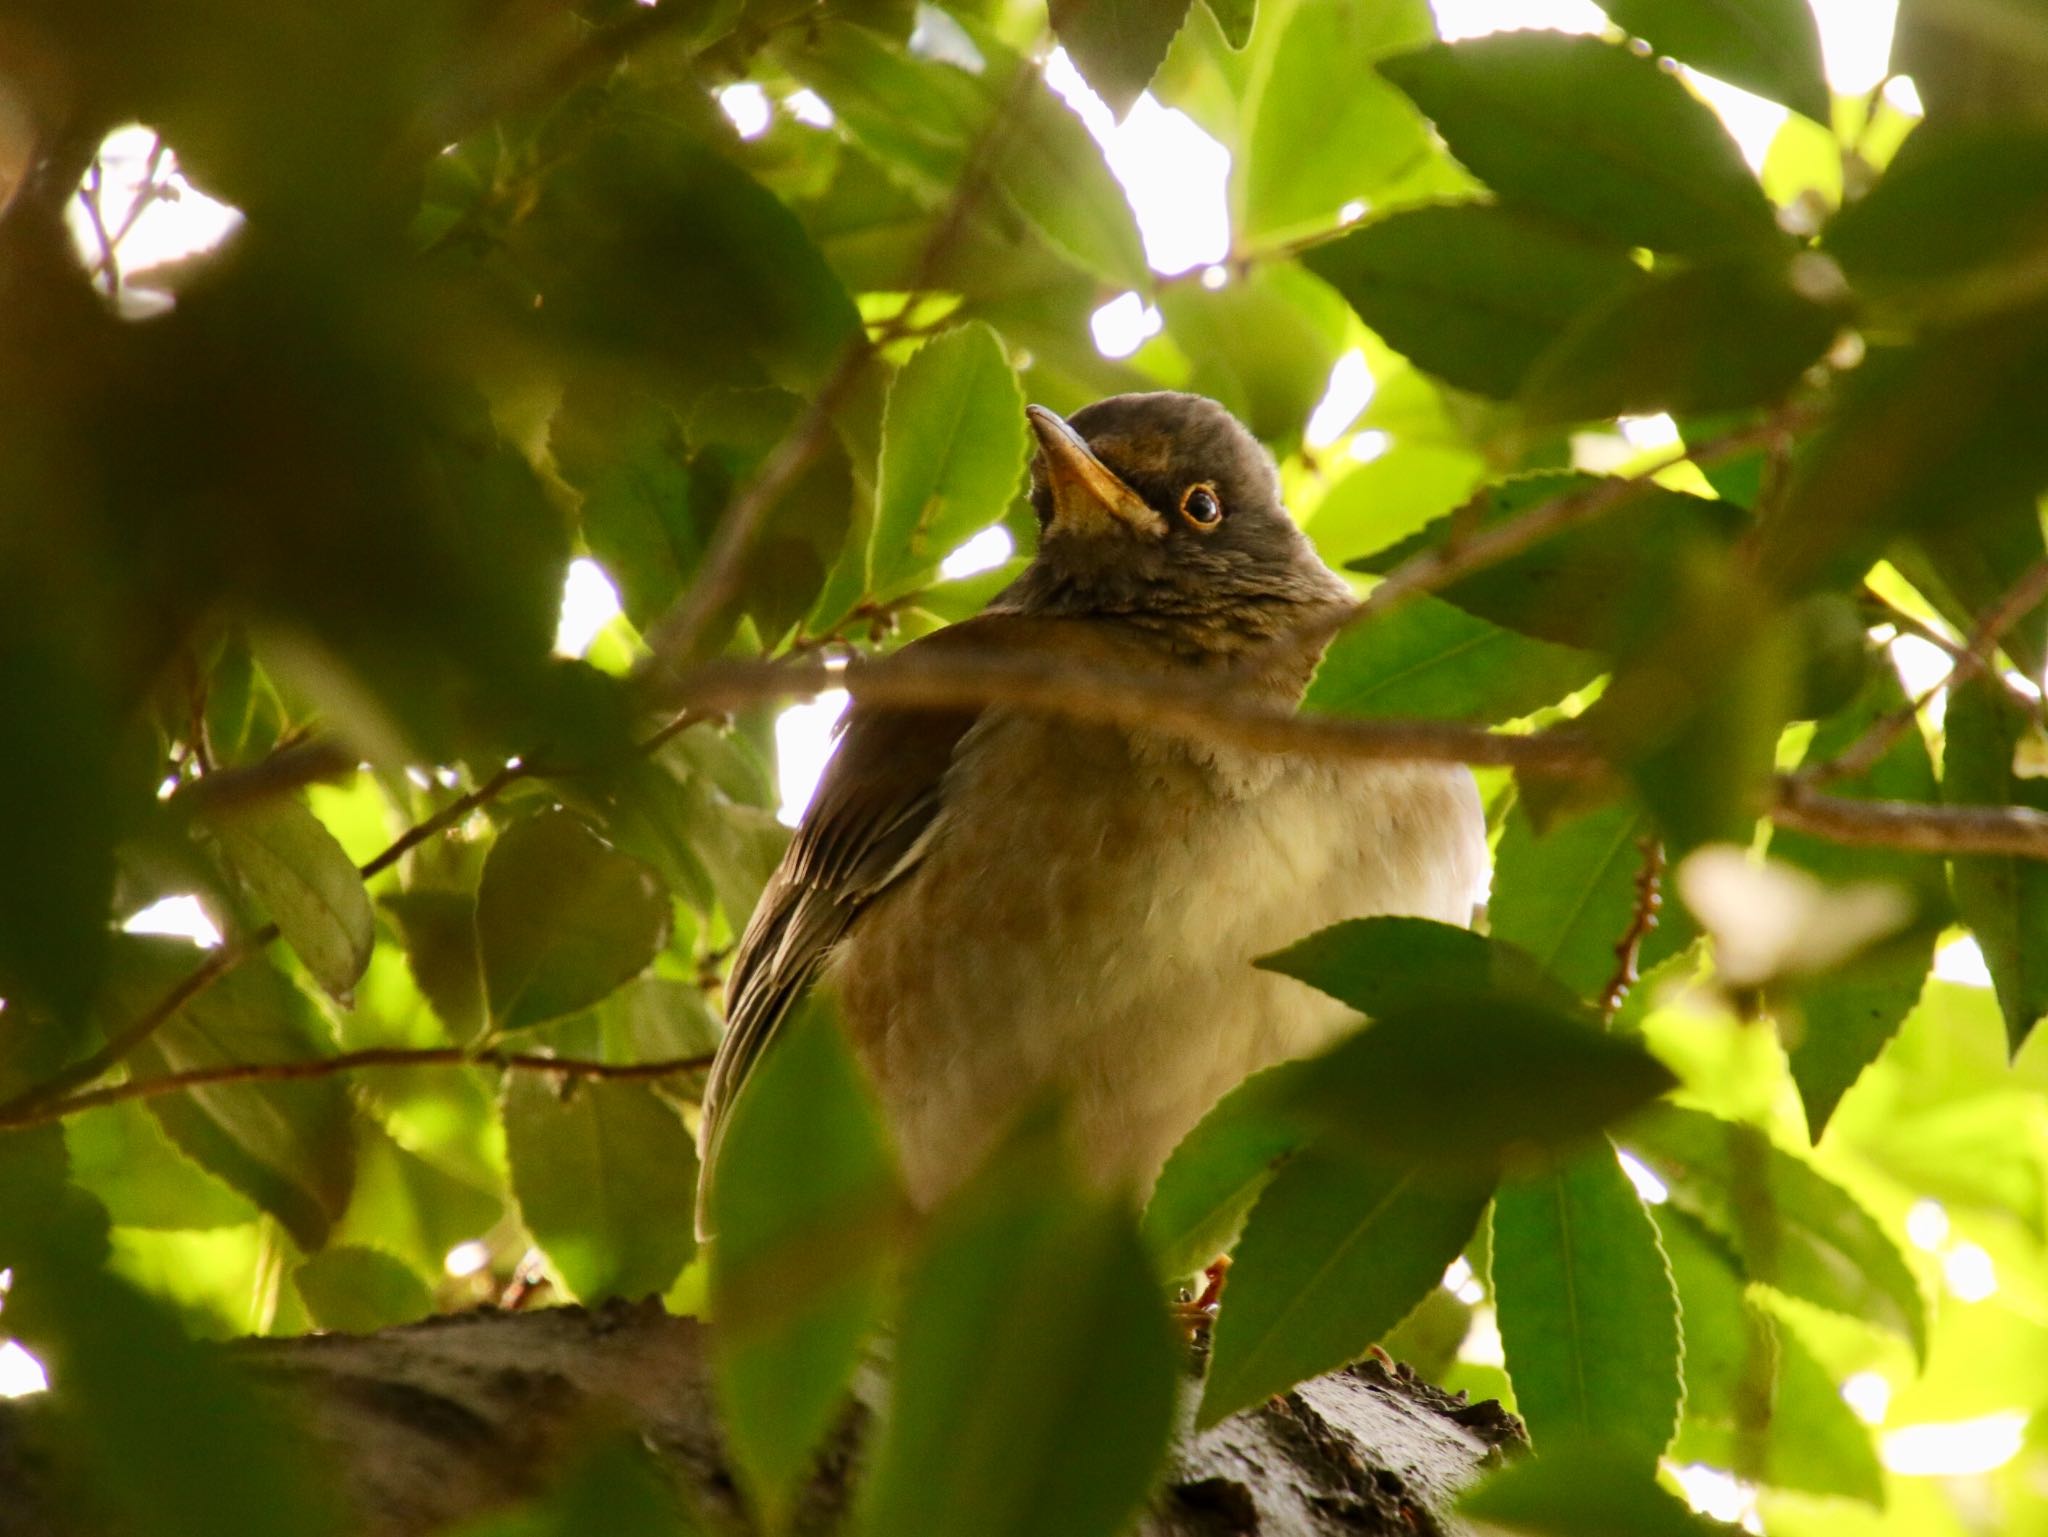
1600,838 -> 1665,1021
0,1047 -> 716,1131
1771,775 -> 2048,857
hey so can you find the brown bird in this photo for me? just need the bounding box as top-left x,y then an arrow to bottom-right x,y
697,392 -> 1486,1229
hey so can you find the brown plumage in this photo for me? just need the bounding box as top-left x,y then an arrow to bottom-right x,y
697,392 -> 1487,1231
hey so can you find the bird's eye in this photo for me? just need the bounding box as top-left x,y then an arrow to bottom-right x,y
1180,483 -> 1223,529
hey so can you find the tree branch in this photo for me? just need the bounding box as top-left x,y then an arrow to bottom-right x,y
1600,837 -> 1665,1022
0,1046 -> 716,1132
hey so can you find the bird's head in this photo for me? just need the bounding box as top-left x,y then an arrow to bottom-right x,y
1003,392 -> 1348,642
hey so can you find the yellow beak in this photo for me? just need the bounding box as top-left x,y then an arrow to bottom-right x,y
1026,405 -> 1165,538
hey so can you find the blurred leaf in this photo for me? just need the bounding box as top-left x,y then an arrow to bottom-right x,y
1769,672 -> 1942,1132
293,1244 -> 434,1333
1156,264 -> 1350,448
64,1100 -> 258,1232
1459,1442 -> 1725,1536
208,797 -> 373,1002
870,322 -> 1027,598
1492,799 -> 1696,1003
102,939 -> 355,1253
779,21 -> 1149,288
1237,0 -> 1434,241
708,1006 -> 903,1528
1894,495 -> 2048,685
1760,314 -> 2048,594
476,810 -> 671,1031
381,890 -> 486,1043
1622,1105 -> 1928,1357
1303,442 -> 1485,570
1259,916 -> 1590,1019
1379,33 -> 1782,256
1602,0 -> 1831,123
1350,473 -> 1747,654
449,1433 -> 701,1537
5,1210 -> 345,1537
1199,1149 -> 1489,1426
1203,0 -> 1256,49
1303,593 -> 1602,725
1943,675 -> 2048,1051
1304,205 -> 1646,400
1659,1207 -> 1884,1502
1294,998 -> 1677,1167
1520,256 -> 1839,423
503,1076 -> 697,1301
1141,1057 -> 1317,1280
1825,127 -> 2048,314
1051,0 -> 1192,115
1492,1142 -> 1681,1462
861,1112 -> 1179,1537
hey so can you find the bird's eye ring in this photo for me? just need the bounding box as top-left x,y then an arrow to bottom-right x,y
1180,483 -> 1223,529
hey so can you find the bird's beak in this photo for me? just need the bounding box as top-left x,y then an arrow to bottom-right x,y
1025,404 -> 1165,538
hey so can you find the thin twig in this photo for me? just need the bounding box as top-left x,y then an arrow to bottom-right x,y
1771,775 -> 2048,857
75,159 -> 121,293
1811,558 -> 2048,785
0,1046 -> 716,1131
1600,838 -> 1665,1022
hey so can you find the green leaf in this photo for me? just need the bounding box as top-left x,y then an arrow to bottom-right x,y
293,1244 -> 435,1333
1050,0 -> 1193,115
708,1006 -> 904,1528
1349,472 -> 1748,654
1202,0 -> 1255,49
1659,1207 -> 1884,1502
1769,673 -> 1942,1131
380,890 -> 485,1043
1943,675 -> 2048,1051
1237,0 -> 1434,242
1492,799 -> 1695,1003
209,798 -> 372,1002
1292,998 -> 1677,1168
1622,1105 -> 1927,1357
1303,593 -> 1601,725
869,322 -> 1027,597
1379,33 -> 1782,255
1258,916 -> 1590,1020
1759,316 -> 2048,594
503,1076 -> 697,1301
1519,255 -> 1839,424
1198,1149 -> 1490,1425
1303,204 -> 1646,400
1602,0 -> 1832,122
1459,1442 -> 1726,1536
1154,263 -> 1350,448
1491,1142 -> 1681,1462
861,1112 -> 1179,1537
1141,1057 -> 1317,1280
1825,127 -> 2048,313
106,939 -> 356,1253
476,810 -> 671,1031
64,1101 -> 258,1231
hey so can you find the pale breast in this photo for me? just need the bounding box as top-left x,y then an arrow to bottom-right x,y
825,711 -> 1489,1208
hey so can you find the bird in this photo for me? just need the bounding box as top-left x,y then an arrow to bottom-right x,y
696,391 -> 1487,1232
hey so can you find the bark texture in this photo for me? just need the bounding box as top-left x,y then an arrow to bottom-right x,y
0,1301 -> 1523,1536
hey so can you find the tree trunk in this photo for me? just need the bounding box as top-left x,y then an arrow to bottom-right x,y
0,1302 -> 1523,1536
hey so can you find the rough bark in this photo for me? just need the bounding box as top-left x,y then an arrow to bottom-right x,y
0,1301 -> 1523,1536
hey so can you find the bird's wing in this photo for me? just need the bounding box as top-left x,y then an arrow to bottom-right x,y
694,618 -> 1017,1227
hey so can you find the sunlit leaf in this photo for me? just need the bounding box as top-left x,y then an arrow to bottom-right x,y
870,322 -> 1027,598
1622,1105 -> 1927,1357
476,810 -> 671,1032
1459,1442 -> 1726,1536
1492,1142 -> 1681,1462
1380,33 -> 1782,256
209,797 -> 373,1002
502,1076 -> 696,1301
1199,1149 -> 1489,1426
294,1244 -> 435,1334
